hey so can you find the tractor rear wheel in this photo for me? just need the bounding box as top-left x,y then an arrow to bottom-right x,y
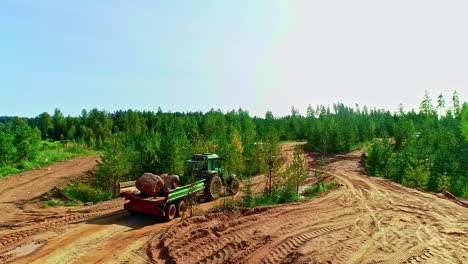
227,178 -> 240,195
164,203 -> 177,221
176,200 -> 186,217
204,174 -> 222,201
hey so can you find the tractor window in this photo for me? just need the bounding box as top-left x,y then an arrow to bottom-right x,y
212,159 -> 219,169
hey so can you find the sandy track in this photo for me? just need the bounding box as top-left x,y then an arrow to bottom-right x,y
0,155 -> 100,225
151,151 -> 468,264
2,144 -> 298,263
0,155 -> 100,204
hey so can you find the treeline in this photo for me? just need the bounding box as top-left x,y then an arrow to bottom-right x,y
366,92 -> 468,198
0,118 -> 41,168
1,91 -> 466,198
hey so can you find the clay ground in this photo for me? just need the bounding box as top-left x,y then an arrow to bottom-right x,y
151,151 -> 468,264
0,155 -> 101,225
1,144 -> 467,263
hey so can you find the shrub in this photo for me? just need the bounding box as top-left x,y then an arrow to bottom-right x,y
42,198 -> 78,208
0,167 -> 20,177
244,187 -> 301,208
302,182 -> 340,198
62,183 -> 112,204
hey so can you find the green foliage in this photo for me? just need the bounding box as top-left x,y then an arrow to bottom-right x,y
62,183 -> 113,204
461,103 -> 468,141
302,182 -> 340,198
365,93 -> 467,197
0,91 -> 465,199
315,156 -> 326,184
243,187 -> 301,208
243,176 -> 253,207
0,139 -> 98,177
94,134 -> 132,196
0,167 -> 20,178
401,159 -> 430,189
42,198 -> 78,208
283,145 -> 308,193
365,139 -> 394,177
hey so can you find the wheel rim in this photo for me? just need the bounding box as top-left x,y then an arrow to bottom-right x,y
167,204 -> 176,220
211,179 -> 221,198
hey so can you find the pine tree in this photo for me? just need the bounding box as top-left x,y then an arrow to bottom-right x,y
437,94 -> 445,117
284,145 -> 308,193
419,91 -> 436,115
452,90 -> 461,116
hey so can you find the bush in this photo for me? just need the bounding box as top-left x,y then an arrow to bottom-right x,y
244,187 -> 301,208
17,160 -> 35,170
62,183 -> 112,204
302,182 -> 340,198
42,198 -> 78,208
0,166 -> 20,177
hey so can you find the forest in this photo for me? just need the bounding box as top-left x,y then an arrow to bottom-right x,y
0,91 -> 467,198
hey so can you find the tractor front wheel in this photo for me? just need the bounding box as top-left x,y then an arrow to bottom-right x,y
204,174 -> 222,201
227,178 -> 240,195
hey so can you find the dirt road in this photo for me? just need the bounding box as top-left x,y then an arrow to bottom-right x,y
2,145 -> 467,263
0,144 -> 297,264
151,151 -> 468,264
0,155 -> 100,225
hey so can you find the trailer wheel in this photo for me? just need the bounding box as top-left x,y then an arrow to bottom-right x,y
164,203 -> 177,221
227,178 -> 240,195
176,200 -> 186,217
204,174 -> 222,201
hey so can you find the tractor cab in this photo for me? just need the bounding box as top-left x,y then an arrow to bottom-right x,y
186,153 -> 239,198
186,153 -> 224,178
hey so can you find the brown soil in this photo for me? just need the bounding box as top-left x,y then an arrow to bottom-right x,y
0,144 -> 297,264
150,151 -> 468,264
0,155 -> 100,225
2,144 -> 467,264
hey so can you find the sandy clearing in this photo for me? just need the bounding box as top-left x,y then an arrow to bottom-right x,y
3,143 -> 299,263
150,151 -> 468,264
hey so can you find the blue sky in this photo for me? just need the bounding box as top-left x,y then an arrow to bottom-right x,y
1,1 -> 466,117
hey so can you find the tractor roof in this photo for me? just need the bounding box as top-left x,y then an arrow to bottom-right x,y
192,153 -> 219,160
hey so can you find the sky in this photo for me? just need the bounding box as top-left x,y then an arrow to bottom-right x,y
0,0 -> 467,118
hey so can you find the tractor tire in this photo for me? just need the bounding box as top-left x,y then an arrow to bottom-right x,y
227,178 -> 240,195
176,200 -> 186,217
164,203 -> 177,221
204,174 -> 222,201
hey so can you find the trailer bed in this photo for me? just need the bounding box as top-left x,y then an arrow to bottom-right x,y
119,177 -> 206,219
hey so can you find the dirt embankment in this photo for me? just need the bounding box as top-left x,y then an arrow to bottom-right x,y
150,151 -> 468,264
0,155 -> 101,224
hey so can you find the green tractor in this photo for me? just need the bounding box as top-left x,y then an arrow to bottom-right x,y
120,153 -> 239,221
186,153 -> 240,200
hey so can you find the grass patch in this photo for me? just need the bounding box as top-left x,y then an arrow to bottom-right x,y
243,187 -> 301,208
0,142 -> 100,178
302,182 -> 341,198
62,183 -> 112,204
42,198 -> 79,208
